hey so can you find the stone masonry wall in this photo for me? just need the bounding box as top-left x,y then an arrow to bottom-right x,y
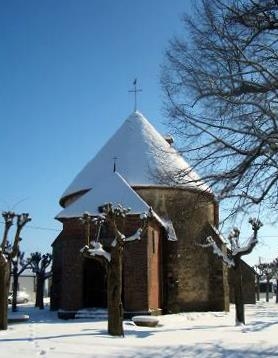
229,261 -> 256,304
135,187 -> 229,312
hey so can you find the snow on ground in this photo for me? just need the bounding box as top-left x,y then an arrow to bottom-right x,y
1,300 -> 278,358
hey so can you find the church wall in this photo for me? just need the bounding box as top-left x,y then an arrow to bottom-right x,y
60,236 -> 84,310
229,261 -> 256,304
135,187 -> 229,312
207,237 -> 230,311
122,217 -> 163,314
52,219 -> 86,311
50,235 -> 63,310
51,215 -> 164,315
122,216 -> 148,312
147,222 -> 163,314
123,233 -> 148,312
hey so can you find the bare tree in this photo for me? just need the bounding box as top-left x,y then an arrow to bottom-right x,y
253,263 -> 264,301
28,252 -> 52,310
80,204 -> 149,336
200,218 -> 263,325
11,249 -> 31,312
161,0 -> 278,220
255,261 -> 274,302
271,257 -> 278,303
0,212 -> 31,330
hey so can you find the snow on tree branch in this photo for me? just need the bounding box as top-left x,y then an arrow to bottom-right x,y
199,236 -> 235,267
124,228 -> 143,242
231,218 -> 263,257
80,241 -> 111,262
80,204 -> 151,263
199,217 -> 263,267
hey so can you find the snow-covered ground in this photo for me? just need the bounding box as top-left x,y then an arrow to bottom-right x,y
1,300 -> 278,357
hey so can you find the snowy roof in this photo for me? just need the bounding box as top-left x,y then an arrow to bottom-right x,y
56,172 -> 150,219
60,111 -> 209,204
56,171 -> 177,241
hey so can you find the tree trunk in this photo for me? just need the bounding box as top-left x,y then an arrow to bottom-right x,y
107,244 -> 123,336
276,278 -> 278,303
234,259 -> 245,325
266,275 -> 270,302
12,271 -> 19,312
0,260 -> 10,330
36,275 -> 45,309
256,275 -> 260,301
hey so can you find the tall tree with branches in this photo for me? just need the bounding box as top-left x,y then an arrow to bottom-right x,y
271,257 -> 278,303
253,263 -> 264,301
80,204 -> 149,336
161,0 -> 278,220
255,261 -> 274,302
0,212 -> 31,330
28,252 -> 52,310
10,249 -> 31,312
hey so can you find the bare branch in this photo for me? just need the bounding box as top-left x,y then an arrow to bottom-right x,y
161,0 -> 278,220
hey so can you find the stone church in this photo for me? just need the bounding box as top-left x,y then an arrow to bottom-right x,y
51,111 -> 233,317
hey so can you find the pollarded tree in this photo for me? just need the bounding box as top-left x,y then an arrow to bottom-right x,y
80,204 -> 149,337
28,252 -> 52,310
11,249 -> 31,312
253,263 -> 264,301
255,261 -> 273,302
200,217 -> 263,325
0,212 -> 31,330
161,0 -> 278,220
271,258 -> 278,303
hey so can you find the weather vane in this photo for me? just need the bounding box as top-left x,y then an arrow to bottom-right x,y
128,78 -> 142,111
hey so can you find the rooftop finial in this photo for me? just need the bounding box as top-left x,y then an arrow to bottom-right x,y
128,78 -> 142,112
113,157 -> 118,172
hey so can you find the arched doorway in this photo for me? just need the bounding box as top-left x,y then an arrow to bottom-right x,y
83,259 -> 107,308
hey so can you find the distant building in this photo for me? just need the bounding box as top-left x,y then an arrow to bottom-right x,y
10,271 -> 36,301
51,111 -> 254,317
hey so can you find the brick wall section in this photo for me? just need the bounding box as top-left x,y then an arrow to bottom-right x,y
51,215 -> 163,314
122,216 -> 163,313
52,219 -> 85,311
123,216 -> 149,312
50,233 -> 62,310
147,221 -> 163,312
60,236 -> 84,310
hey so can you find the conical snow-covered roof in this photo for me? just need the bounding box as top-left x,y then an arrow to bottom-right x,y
60,111 -> 208,205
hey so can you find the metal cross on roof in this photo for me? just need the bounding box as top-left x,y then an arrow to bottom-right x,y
128,78 -> 142,111
113,157 -> 118,172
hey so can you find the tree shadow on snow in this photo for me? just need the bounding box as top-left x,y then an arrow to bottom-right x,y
0,328 -> 126,345
123,343 -> 278,358
244,319 -> 278,333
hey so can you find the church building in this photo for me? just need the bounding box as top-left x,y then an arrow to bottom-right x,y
51,111 -> 231,317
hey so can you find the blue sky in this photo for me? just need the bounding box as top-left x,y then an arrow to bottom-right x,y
0,0 -> 276,266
